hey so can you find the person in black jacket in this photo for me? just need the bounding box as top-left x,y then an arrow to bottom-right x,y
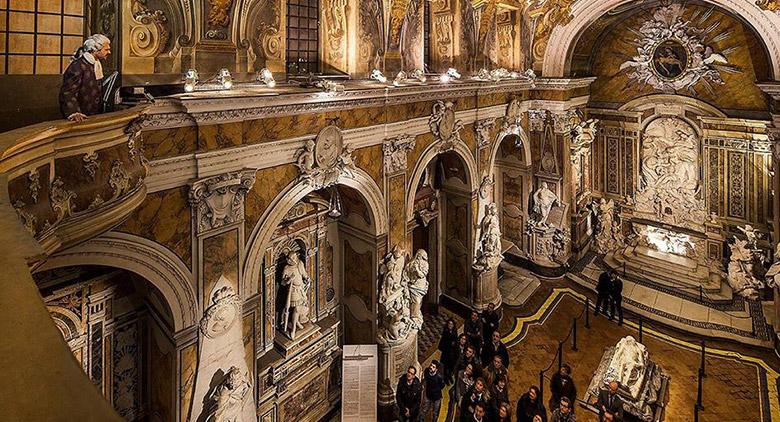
397,366 -> 422,421
464,310 -> 485,351
516,386 -> 547,422
460,378 -> 489,422
456,344 -> 482,378
595,269 -> 612,318
489,375 -> 510,420
439,319 -> 459,383
420,360 -> 446,422
595,381 -> 624,421
481,303 -> 500,342
482,330 -> 510,367
549,364 -> 577,414
608,273 -> 624,325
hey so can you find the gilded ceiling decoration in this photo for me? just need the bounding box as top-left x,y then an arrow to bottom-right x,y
756,0 -> 780,12
618,4 -> 741,95
529,0 -> 576,62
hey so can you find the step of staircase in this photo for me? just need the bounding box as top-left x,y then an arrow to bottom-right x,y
499,263 -> 541,307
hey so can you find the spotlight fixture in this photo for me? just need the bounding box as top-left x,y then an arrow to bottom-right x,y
217,68 -> 233,89
256,68 -> 276,87
410,68 -> 427,83
183,69 -> 198,93
441,67 -> 461,83
370,69 -> 387,83
393,71 -> 407,87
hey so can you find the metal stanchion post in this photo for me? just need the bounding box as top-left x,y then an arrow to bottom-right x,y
696,367 -> 705,411
572,319 -> 578,352
539,371 -> 545,402
694,404 -> 699,422
700,341 -> 706,378
699,285 -> 703,302
585,298 -> 591,329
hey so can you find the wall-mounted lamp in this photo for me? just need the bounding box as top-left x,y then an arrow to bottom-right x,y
217,68 -> 233,89
256,68 -> 276,87
370,69 -> 388,83
393,71 -> 407,87
183,69 -> 198,92
410,68 -> 427,83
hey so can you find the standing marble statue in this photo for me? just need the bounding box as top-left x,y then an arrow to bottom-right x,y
474,203 -> 503,271
594,198 -> 623,254
532,182 -> 559,226
212,366 -> 252,422
378,246 -> 411,344
727,238 -> 763,299
281,251 -> 311,339
405,249 -> 430,328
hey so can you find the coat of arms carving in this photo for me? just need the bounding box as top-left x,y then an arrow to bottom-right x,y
295,125 -> 355,189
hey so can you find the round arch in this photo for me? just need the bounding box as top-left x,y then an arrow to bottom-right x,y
37,231 -> 198,332
542,0 -> 780,78
242,168 -> 388,299
486,124 -> 532,179
405,140 -> 480,219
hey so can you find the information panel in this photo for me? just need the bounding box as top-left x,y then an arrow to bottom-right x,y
342,344 -> 378,421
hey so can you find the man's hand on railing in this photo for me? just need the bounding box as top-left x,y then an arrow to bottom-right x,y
67,112 -> 88,122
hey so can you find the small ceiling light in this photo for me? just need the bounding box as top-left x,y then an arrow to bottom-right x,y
370,69 -> 387,83
256,68 -> 276,88
393,71 -> 407,87
217,68 -> 233,90
328,186 -> 343,218
410,68 -> 426,83
184,69 -> 198,93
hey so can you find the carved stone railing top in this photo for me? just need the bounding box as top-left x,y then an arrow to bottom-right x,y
0,106 -> 151,257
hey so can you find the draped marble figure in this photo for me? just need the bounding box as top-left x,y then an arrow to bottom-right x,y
406,249 -> 430,327
474,203 -> 503,271
604,336 -> 648,399
532,182 -> 559,225
281,251 -> 311,339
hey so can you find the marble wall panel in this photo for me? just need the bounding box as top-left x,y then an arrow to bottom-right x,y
202,229 -> 239,300
477,92 -> 510,108
142,126 -> 198,159
198,122 -> 244,150
119,187 -> 192,268
385,100 -> 438,124
461,123 -> 477,154
243,312 -> 255,381
241,107 -> 386,145
244,165 -> 300,238
279,371 -> 328,421
149,321 -> 174,422
444,196 -> 469,301
179,343 -> 198,422
353,144 -> 383,190
406,133 -> 436,180
388,174 -> 407,248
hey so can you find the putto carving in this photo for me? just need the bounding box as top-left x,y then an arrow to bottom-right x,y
474,118 -> 496,148
383,135 -> 416,175
429,101 -> 464,152
211,366 -> 252,422
207,0 -> 233,28
83,152 -> 99,180
129,0 -> 169,58
200,285 -> 241,339
28,169 -> 40,203
109,160 -> 132,200
189,170 -> 256,233
50,177 -> 76,223
726,237 -> 764,299
473,203 -> 503,272
479,172 -> 495,200
570,118 -> 598,161
619,4 -> 741,95
295,125 -> 355,189
378,246 -> 430,345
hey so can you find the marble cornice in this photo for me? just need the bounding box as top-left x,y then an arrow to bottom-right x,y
141,78 -> 596,129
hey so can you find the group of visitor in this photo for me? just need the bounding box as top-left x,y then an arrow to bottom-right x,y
395,301 -> 625,422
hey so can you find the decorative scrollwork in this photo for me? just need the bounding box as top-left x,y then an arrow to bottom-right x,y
129,0 -> 169,58
429,101 -> 464,152
109,160 -> 132,201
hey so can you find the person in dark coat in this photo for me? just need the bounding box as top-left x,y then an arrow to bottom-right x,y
460,378 -> 489,422
550,397 -> 576,422
439,318 -> 459,383
595,381 -> 624,421
59,34 -> 111,122
464,310 -> 484,351
481,303 -> 500,342
420,360 -> 446,422
608,273 -> 624,325
595,269 -> 612,318
493,401 -> 512,422
516,386 -> 547,422
549,364 -> 577,414
489,375 -> 510,420
456,344 -> 482,378
397,366 -> 422,421
482,330 -> 510,367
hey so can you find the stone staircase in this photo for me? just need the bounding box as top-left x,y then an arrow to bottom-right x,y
499,263 -> 541,307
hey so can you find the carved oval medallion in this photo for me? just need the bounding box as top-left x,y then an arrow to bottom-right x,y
652,39 -> 688,80
315,125 -> 343,169
439,108 -> 456,141
201,302 -> 238,338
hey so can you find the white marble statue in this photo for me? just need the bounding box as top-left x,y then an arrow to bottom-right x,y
766,244 -> 780,288
532,182 -> 559,226
737,224 -> 759,248
727,237 -> 764,299
378,246 -> 412,344
405,249 -> 429,327
281,251 -> 311,339
594,198 -> 623,254
474,203 -> 503,272
604,336 -> 648,399
212,366 -> 252,422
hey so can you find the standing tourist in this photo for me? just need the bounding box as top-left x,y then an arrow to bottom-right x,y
420,360 -> 446,422
460,378 -> 490,422
482,331 -> 510,367
454,362 -> 476,405
481,303 -> 500,344
465,310 -> 485,350
439,318 -> 459,383
550,397 -> 576,422
516,386 -> 547,422
609,273 -> 624,325
549,364 -> 577,413
595,269 -> 612,318
596,381 -> 624,421
397,366 -> 422,422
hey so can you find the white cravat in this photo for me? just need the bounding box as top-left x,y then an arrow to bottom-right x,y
82,52 -> 104,79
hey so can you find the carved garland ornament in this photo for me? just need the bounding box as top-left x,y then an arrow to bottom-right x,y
200,286 -> 242,338
474,118 -> 496,148
383,135 -> 416,174
83,152 -> 99,180
429,101 -> 464,152
189,170 -> 257,233
619,4 -> 741,95
295,125 -> 356,189
109,160 -> 132,201
50,177 -> 76,224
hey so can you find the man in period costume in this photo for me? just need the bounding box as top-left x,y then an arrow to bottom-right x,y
59,34 -> 111,122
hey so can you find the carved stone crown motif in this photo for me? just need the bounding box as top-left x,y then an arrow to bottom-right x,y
189,170 -> 256,234
295,125 -> 356,189
429,101 -> 464,152
200,285 -> 242,339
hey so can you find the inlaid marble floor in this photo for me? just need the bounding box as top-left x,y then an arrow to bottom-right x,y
426,289 -> 778,422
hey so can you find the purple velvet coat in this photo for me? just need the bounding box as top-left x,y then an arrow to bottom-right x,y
59,57 -> 103,118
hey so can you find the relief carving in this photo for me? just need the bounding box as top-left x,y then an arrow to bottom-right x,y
473,203 -> 503,272
529,0 -> 575,63
434,13 -> 453,62
757,0 -> 780,12
28,169 -> 40,203
83,152 -> 99,180
208,0 -> 233,28
200,285 -> 242,339
325,0 -> 347,61
50,177 -> 76,224
13,200 -> 36,236
378,246 -> 430,344
429,101 -> 464,152
189,170 -> 257,233
109,160 -> 132,201
295,125 -> 355,189
527,109 -> 547,132
359,0 -> 384,70
129,0 -> 169,58
474,118 -> 496,148
383,135 -> 416,175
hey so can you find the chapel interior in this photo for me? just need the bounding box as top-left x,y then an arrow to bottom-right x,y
2,0 -> 780,421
